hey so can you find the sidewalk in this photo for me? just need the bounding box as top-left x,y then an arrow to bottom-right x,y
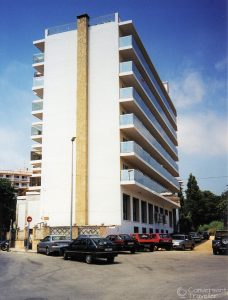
9,247 -> 36,253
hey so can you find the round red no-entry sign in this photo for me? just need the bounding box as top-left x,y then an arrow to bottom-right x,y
27,216 -> 32,223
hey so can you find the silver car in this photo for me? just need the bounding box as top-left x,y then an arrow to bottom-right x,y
172,234 -> 195,250
37,235 -> 71,255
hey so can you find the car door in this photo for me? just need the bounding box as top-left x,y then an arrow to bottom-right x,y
39,236 -> 51,252
69,239 -> 81,258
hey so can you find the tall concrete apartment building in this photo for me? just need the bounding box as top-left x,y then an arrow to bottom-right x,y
18,13 -> 180,234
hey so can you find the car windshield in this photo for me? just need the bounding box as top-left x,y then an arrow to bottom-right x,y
52,236 -> 69,241
139,234 -> 150,239
92,238 -> 111,245
215,231 -> 228,238
172,235 -> 184,240
159,234 -> 171,238
119,234 -> 131,240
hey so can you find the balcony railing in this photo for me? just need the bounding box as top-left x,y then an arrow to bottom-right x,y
119,36 -> 176,123
120,114 -> 178,173
47,13 -> 116,36
33,76 -> 44,87
32,102 -> 43,111
33,53 -> 44,64
31,152 -> 42,161
121,169 -> 168,194
120,141 -> 179,189
120,87 -> 177,157
31,125 -> 42,136
119,61 -> 177,140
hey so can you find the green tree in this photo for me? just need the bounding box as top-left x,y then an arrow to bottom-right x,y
185,174 -> 203,230
0,178 -> 17,239
178,186 -> 192,233
217,190 -> 228,229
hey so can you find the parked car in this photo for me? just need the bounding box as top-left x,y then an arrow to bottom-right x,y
172,234 -> 195,250
149,233 -> 173,251
106,234 -> 138,253
131,233 -> 155,252
189,232 -> 202,243
37,235 -> 71,255
201,231 -> 210,240
63,235 -> 118,264
212,230 -> 228,255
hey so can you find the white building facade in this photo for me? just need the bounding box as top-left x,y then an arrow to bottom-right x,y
19,13 -> 180,234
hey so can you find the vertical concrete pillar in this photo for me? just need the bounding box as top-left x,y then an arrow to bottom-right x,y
76,14 -> 89,225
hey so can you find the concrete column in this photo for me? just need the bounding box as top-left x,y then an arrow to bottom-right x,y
76,14 -> 89,225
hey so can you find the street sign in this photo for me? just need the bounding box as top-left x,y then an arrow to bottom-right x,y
27,216 -> 32,223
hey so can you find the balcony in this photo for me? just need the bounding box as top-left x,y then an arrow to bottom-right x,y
120,141 -> 179,192
33,39 -> 45,52
31,124 -> 42,143
30,151 -> 42,168
121,169 -> 179,208
119,36 -> 176,125
120,87 -> 178,160
33,53 -> 44,74
120,114 -> 178,176
32,76 -> 44,98
119,61 -> 177,143
32,100 -> 43,120
29,175 -> 41,192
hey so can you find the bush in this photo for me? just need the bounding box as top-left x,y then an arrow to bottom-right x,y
198,221 -> 224,235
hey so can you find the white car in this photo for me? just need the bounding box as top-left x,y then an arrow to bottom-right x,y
172,234 -> 195,250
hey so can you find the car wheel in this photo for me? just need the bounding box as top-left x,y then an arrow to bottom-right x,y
107,257 -> 115,264
46,247 -> 51,256
85,255 -> 93,264
181,245 -> 185,251
63,251 -> 69,260
166,246 -> 172,251
149,245 -> 154,252
191,245 -> 194,250
213,249 -> 217,255
130,249 -> 136,254
37,246 -> 40,254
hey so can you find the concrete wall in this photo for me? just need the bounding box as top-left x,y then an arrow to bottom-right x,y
88,21 -> 121,226
40,30 -> 77,226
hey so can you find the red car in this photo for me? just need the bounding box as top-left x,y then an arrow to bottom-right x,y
149,233 -> 173,251
131,233 -> 155,252
106,234 -> 137,253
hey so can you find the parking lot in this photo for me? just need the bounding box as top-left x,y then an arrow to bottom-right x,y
0,239 -> 228,300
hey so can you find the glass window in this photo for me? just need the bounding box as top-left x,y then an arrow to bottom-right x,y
133,197 -> 139,222
169,211 -> 173,227
148,204 -> 153,224
123,194 -> 131,220
141,201 -> 147,223
142,227 -> 147,233
134,226 -> 139,233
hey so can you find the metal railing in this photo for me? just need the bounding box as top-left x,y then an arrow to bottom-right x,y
31,125 -> 42,136
47,13 -> 116,36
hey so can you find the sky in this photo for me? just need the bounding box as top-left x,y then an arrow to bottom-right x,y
0,0 -> 227,195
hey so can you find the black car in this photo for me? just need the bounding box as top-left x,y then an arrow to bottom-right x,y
63,236 -> 118,264
202,231 -> 210,240
212,230 -> 228,255
106,234 -> 138,253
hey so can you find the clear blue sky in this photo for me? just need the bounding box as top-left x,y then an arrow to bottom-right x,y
0,0 -> 227,195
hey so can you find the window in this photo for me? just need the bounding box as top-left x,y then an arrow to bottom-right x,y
169,211 -> 173,227
149,228 -> 153,233
134,226 -> 139,233
156,229 -> 159,233
133,197 -> 139,222
160,207 -> 164,215
123,193 -> 131,220
161,229 -> 164,233
141,201 -> 147,223
166,230 -> 168,234
154,206 -> 158,223
142,227 -> 147,233
148,204 -> 153,224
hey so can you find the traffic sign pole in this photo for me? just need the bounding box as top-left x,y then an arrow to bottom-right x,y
26,216 -> 32,250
